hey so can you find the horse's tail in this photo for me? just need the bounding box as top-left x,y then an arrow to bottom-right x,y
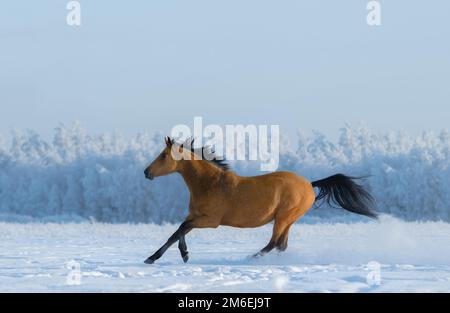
312,174 -> 378,219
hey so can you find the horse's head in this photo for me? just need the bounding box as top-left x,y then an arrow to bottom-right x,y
144,137 -> 186,180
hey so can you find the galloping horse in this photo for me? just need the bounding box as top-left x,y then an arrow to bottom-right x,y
143,137 -> 377,264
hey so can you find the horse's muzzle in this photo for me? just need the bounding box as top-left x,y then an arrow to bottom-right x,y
144,169 -> 154,180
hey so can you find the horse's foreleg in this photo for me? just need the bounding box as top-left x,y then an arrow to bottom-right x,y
176,216 -> 219,262
145,216 -> 219,264
178,235 -> 189,263
176,216 -> 220,263
144,221 -> 193,264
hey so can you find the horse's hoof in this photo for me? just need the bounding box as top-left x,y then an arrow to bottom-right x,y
182,253 -> 189,263
251,253 -> 263,259
144,257 -> 155,264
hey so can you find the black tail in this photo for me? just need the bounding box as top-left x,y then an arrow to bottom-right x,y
312,174 -> 377,219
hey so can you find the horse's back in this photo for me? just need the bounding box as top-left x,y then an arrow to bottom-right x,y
244,171 -> 313,193
256,171 -> 314,204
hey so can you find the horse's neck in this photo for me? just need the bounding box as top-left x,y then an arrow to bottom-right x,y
177,160 -> 222,197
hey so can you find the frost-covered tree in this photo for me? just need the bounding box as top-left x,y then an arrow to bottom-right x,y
0,123 -> 449,223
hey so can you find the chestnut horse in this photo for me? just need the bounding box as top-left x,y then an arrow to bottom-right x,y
143,137 -> 376,264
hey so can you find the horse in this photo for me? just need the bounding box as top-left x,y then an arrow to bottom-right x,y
143,137 -> 377,264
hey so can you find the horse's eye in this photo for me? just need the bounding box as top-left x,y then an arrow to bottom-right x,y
160,154 -> 166,160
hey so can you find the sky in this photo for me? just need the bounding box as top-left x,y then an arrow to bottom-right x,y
0,1 -> 449,141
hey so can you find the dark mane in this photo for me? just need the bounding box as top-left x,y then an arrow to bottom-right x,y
166,137 -> 230,171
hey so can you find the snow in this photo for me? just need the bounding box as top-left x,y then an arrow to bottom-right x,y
1,216 -> 450,292
1,124 -> 450,223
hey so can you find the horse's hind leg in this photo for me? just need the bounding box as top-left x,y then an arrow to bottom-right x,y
178,235 -> 189,263
253,221 -> 287,257
275,199 -> 313,251
275,222 -> 294,252
253,240 -> 277,258
254,204 -> 307,257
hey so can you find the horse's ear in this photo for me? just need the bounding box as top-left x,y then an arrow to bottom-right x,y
165,137 -> 174,147
181,137 -> 195,151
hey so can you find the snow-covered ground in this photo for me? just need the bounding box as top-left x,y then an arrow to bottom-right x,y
1,216 -> 450,292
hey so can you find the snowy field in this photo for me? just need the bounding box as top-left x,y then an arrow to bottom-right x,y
1,216 -> 450,292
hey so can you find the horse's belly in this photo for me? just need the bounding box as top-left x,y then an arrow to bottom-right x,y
220,205 -> 277,228
220,217 -> 274,228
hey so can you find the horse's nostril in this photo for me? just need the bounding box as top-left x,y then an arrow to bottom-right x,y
144,169 -> 154,180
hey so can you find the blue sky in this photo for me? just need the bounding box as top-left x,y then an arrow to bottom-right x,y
1,1 -> 449,140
